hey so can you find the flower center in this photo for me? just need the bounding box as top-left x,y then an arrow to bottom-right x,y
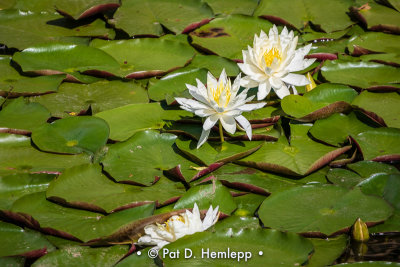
263,47 -> 281,67
211,79 -> 231,108
164,215 -> 185,233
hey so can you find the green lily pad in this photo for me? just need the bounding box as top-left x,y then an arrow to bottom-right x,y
360,53 -> 400,67
258,185 -> 393,235
31,116 -> 109,155
163,216 -> 314,266
95,103 -> 191,141
184,54 -> 240,77
148,68 -> 208,102
333,262 -> 400,266
238,124 -> 350,176
10,192 -> 155,242
31,245 -> 128,267
176,138 -> 263,166
0,97 -> 50,132
13,43 -> 120,82
204,0 -> 258,15
0,133 -> 91,173
174,180 -> 237,214
112,0 -> 213,36
0,172 -> 55,210
30,80 -> 148,118
47,164 -> 185,213
210,164 -> 301,195
233,193 -> 267,215
14,0 -> 120,19
0,221 -> 55,257
115,247 -> 157,267
370,210 -> 400,233
309,112 -> 374,146
0,10 -> 114,50
352,91 -> 400,128
307,235 -> 348,267
254,0 -> 354,32
353,128 -> 400,161
321,60 -> 400,89
281,84 -> 357,121
350,2 -> 400,33
90,37 -> 196,78
190,14 -> 273,60
347,32 -> 400,55
0,257 -> 25,267
0,56 -> 65,96
102,131 -> 187,185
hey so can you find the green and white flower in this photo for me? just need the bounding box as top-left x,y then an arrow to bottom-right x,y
175,69 -> 266,148
238,25 -> 316,100
137,203 -> 219,250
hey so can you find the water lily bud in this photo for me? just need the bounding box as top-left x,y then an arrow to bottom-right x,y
352,218 -> 369,242
305,72 -> 317,92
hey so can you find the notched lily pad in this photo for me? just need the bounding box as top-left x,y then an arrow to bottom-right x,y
31,116 -> 109,155
237,124 -> 351,176
281,83 -> 357,122
258,185 -> 393,236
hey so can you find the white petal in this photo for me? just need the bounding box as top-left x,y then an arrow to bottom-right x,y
237,102 -> 267,112
197,128 -> 211,149
270,76 -> 283,89
203,114 -> 218,131
281,73 -> 310,86
220,115 -> 236,134
257,81 -> 272,100
235,115 -> 252,140
274,84 -> 291,99
175,98 -> 210,111
194,108 -> 215,117
240,76 -> 261,88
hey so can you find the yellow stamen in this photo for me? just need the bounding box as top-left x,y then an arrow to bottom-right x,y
263,47 -> 281,67
164,216 -> 185,232
211,79 -> 231,108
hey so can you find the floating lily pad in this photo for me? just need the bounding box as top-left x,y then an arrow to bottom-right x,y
211,163 -> 301,195
347,32 -> 400,55
190,14 -> 273,60
31,245 -> 127,267
238,124 -> 350,176
204,0 -> 258,15
0,133 -> 91,173
14,0 -> 120,19
258,185 -> 393,235
360,53 -> 400,67
174,180 -> 237,214
163,216 -> 314,266
102,131 -> 186,185
112,0 -> 213,36
184,54 -> 240,77
234,193 -> 267,215
32,116 -> 109,155
309,112 -> 374,146
90,37 -> 196,78
10,192 -> 155,242
95,103 -> 191,141
308,235 -> 348,267
370,210 -> 400,233
13,43 -> 120,83
0,97 -> 50,132
350,2 -> 400,34
281,84 -> 357,122
353,128 -> 400,161
0,221 -> 55,258
47,164 -> 185,212
321,60 -> 400,89
0,257 -> 25,267
148,68 -> 208,102
176,138 -> 263,166
0,172 -> 55,210
115,247 -> 157,267
0,10 -> 114,50
333,262 -> 400,266
352,91 -> 400,128
31,80 -> 148,118
254,0 -> 354,32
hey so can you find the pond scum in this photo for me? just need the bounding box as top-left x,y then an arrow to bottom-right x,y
0,0 -> 399,266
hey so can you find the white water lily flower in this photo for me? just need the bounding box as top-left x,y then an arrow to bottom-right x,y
238,25 -> 316,100
175,69 -> 266,148
137,203 -> 219,250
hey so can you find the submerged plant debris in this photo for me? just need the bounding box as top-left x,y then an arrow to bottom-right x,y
0,0 -> 399,266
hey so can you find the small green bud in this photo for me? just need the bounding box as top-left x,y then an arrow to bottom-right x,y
352,218 -> 369,242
